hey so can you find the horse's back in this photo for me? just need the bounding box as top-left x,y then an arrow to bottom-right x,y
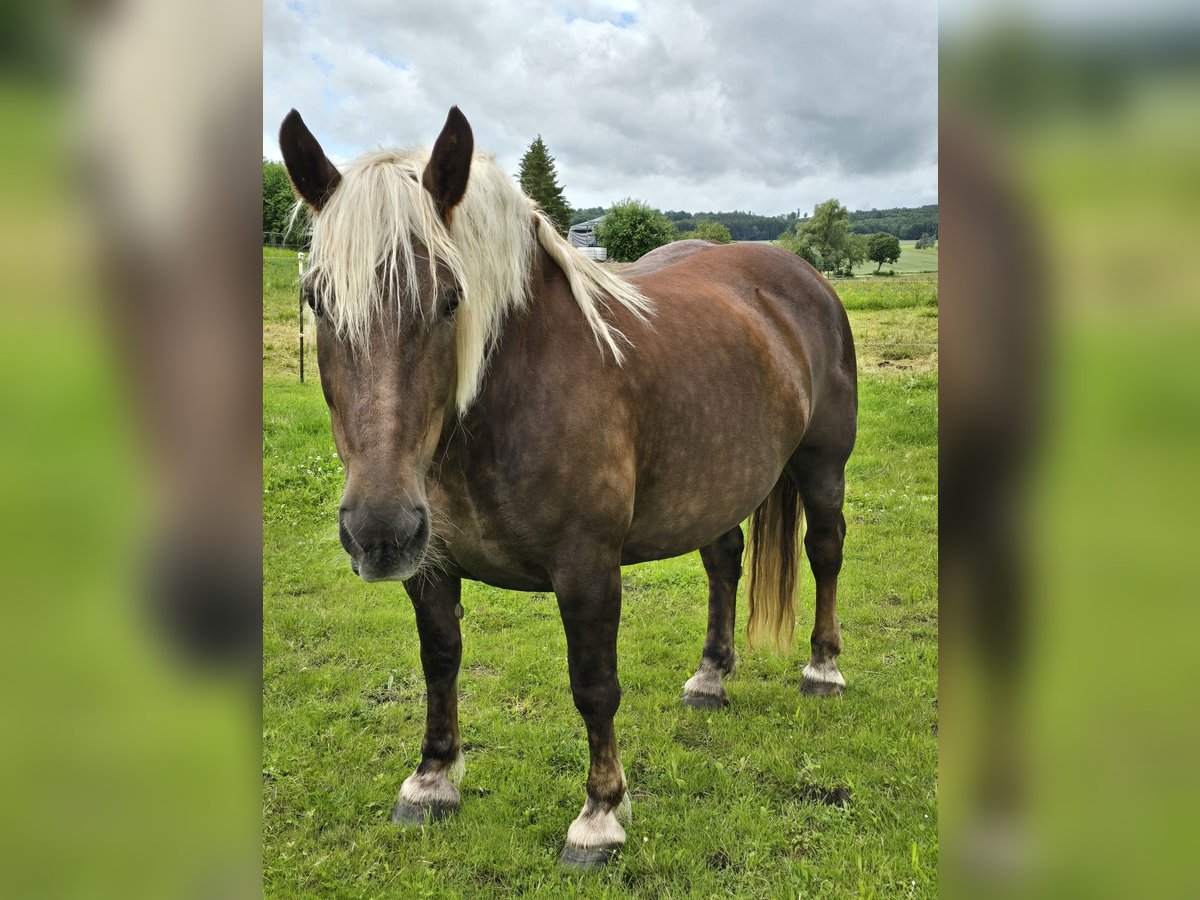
620,240 -> 720,277
626,241 -> 855,388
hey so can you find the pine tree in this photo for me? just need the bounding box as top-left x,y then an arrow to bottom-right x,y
517,136 -> 572,237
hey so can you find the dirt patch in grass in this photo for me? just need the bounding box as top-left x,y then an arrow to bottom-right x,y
706,850 -> 732,870
798,783 -> 852,808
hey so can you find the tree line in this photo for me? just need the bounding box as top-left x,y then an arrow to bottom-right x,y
574,207 -> 798,242
574,205 -> 936,242
594,197 -> 917,274
842,205 -> 939,241
540,140 -> 936,246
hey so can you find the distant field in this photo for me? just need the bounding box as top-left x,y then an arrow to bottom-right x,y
263,251 -> 937,897
756,238 -> 937,277
851,239 -> 937,276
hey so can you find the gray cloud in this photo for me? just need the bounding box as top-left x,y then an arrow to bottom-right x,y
264,0 -> 936,214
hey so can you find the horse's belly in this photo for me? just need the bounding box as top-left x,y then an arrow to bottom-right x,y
622,454 -> 784,562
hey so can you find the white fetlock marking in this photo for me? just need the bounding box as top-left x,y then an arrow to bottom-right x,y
803,658 -> 846,687
565,798 -> 628,849
683,661 -> 727,698
399,751 -> 464,806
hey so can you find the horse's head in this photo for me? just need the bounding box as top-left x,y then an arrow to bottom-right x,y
279,108 -> 474,582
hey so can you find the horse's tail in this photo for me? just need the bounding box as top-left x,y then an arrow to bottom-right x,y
745,474 -> 804,653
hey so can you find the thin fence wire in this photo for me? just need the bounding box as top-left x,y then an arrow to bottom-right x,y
263,231 -> 309,251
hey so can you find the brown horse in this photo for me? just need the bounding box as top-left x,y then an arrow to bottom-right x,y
279,107 -> 857,868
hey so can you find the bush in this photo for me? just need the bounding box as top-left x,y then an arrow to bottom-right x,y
777,230 -> 822,269
678,219 -> 732,244
595,199 -> 677,262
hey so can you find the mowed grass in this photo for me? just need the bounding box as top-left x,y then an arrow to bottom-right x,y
850,239 -> 938,277
263,252 -> 937,897
762,238 -> 937,278
834,277 -> 937,313
265,248 -> 309,380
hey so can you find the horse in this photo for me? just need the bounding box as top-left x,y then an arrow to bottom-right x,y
278,106 -> 858,869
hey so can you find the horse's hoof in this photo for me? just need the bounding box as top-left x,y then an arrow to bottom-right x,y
802,660 -> 845,697
390,798 -> 457,826
559,843 -> 621,870
801,675 -> 845,697
681,689 -> 729,710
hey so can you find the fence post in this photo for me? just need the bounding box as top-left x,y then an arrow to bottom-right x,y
298,251 -> 307,383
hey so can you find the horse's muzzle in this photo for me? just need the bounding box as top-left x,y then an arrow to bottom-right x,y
338,501 -> 429,582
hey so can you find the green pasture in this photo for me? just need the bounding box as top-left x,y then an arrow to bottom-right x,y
850,239 -> 938,277
761,238 -> 938,278
263,252 -> 938,897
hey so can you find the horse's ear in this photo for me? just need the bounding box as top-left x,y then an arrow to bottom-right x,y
423,106 -> 473,219
279,109 -> 341,211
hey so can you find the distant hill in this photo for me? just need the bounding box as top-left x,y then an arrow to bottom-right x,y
843,204 -> 939,240
571,204 -> 937,242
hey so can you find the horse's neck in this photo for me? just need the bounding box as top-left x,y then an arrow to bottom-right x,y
440,243 -> 582,445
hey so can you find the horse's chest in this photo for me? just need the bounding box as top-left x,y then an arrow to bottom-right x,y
427,477 -> 553,592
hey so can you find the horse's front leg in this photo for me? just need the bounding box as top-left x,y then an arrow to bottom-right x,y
552,560 -> 630,869
391,570 -> 465,825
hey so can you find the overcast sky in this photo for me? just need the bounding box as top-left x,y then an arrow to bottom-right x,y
263,1 -> 937,216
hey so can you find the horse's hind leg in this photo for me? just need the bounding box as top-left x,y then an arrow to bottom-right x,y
682,526 -> 743,709
789,449 -> 850,696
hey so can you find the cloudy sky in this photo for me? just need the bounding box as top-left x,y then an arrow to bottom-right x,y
263,0 -> 937,216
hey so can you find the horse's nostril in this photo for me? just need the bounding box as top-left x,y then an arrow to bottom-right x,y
399,507 -> 430,553
338,511 -> 364,554
339,501 -> 429,569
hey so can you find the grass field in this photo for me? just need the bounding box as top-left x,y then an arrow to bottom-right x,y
760,238 -> 937,278
850,240 -> 938,277
263,250 -> 938,897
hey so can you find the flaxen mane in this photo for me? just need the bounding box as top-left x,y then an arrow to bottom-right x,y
298,147 -> 653,410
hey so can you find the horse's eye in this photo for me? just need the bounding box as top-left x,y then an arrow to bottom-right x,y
441,289 -> 460,320
304,283 -> 324,319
